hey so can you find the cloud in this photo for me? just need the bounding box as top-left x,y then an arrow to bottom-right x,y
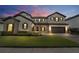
31,5 -> 50,17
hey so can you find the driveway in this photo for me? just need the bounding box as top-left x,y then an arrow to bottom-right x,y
53,33 -> 79,43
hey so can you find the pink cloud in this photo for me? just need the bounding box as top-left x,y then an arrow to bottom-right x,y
31,6 -> 50,17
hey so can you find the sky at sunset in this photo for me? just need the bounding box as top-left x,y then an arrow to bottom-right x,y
0,5 -> 79,18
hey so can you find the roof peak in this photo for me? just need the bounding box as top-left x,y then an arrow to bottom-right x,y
19,11 -> 32,16
47,12 -> 66,17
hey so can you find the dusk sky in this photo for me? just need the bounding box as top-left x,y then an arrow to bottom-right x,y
0,5 -> 79,18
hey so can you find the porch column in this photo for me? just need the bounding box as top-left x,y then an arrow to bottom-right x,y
49,25 -> 51,33
65,26 -> 69,33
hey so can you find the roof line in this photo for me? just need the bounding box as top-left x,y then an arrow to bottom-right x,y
2,16 -> 20,22
14,14 -> 35,24
66,14 -> 79,21
47,12 -> 66,17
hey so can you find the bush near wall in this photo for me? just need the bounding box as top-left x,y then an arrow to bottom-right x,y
1,31 -> 42,36
17,31 -> 42,36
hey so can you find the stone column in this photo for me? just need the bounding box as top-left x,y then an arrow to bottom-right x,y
65,26 -> 69,33
49,25 -> 51,33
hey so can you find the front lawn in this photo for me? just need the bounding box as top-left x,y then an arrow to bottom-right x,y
0,36 -> 79,47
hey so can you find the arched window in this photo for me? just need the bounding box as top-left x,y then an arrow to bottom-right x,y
22,23 -> 28,29
36,26 -> 39,31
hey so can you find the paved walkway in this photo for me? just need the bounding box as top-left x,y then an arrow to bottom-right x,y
0,48 -> 79,53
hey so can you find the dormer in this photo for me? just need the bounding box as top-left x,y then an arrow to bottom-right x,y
47,12 -> 66,22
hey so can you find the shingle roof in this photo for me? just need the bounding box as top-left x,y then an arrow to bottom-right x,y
32,17 -> 47,19
35,23 -> 68,25
66,14 -> 79,21
2,16 -> 20,22
14,14 -> 35,23
47,12 -> 66,17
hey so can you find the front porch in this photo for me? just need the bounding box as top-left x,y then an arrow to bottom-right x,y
32,23 -> 69,34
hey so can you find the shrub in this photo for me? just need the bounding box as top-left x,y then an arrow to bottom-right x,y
1,31 -> 42,36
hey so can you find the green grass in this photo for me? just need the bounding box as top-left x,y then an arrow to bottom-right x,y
0,36 -> 79,47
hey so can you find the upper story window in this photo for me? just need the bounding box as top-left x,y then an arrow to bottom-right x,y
22,23 -> 28,29
56,17 -> 58,21
43,19 -> 45,21
34,19 -> 36,22
60,18 -> 63,21
38,19 -> 41,22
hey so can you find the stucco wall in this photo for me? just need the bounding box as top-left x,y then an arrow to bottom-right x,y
15,16 -> 34,31
3,18 -> 19,34
20,13 -> 32,19
0,23 -> 3,31
47,13 -> 65,23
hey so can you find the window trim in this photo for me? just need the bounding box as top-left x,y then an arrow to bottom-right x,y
22,23 -> 28,29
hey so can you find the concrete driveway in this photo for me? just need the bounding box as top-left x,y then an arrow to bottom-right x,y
52,33 -> 79,43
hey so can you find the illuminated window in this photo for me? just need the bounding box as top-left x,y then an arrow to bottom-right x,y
7,24 -> 13,32
43,19 -> 45,21
39,19 -> 40,22
22,23 -> 28,29
56,17 -> 58,21
60,18 -> 63,21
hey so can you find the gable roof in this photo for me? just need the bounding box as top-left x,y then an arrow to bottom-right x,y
32,17 -> 47,19
2,16 -> 20,22
47,12 -> 66,17
66,14 -> 79,21
17,11 -> 32,17
14,14 -> 34,23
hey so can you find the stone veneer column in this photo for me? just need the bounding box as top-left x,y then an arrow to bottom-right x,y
49,25 -> 51,33
65,26 -> 69,33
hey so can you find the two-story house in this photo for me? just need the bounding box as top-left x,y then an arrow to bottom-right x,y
0,11 -> 69,35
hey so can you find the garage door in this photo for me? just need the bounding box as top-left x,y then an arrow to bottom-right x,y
51,27 -> 65,33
